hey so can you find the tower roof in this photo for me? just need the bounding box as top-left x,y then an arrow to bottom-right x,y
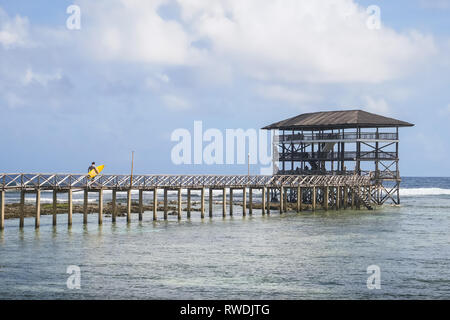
262,110 -> 414,130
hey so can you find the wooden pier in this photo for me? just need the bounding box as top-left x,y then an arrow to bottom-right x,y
0,173 -> 373,230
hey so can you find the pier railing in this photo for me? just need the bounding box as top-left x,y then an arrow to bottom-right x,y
277,132 -> 398,142
0,173 -> 372,190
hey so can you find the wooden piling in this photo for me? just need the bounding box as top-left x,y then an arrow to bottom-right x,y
187,189 -> 191,219
344,187 -> 348,209
98,189 -> 103,225
267,187 -> 271,214
0,190 -> 4,230
164,188 -> 168,220
177,188 -> 182,220
279,187 -> 284,214
35,189 -> 41,229
249,188 -> 253,215
209,188 -> 213,218
112,190 -> 117,222
19,190 -> 25,228
262,187 -> 266,215
229,188 -> 233,216
200,188 -> 205,219
139,189 -> 143,221
68,189 -> 73,226
324,186 -> 329,211
83,189 -> 88,224
127,189 -> 132,223
222,188 -> 226,217
298,186 -> 302,212
153,188 -> 158,221
242,187 -> 247,216
336,187 -> 340,210
312,187 -> 316,211
52,190 -> 57,226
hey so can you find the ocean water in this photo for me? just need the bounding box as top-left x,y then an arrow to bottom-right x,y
0,177 -> 449,299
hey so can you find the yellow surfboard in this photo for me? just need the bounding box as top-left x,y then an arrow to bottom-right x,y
88,165 -> 104,178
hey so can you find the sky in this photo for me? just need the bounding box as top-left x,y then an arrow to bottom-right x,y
0,0 -> 449,176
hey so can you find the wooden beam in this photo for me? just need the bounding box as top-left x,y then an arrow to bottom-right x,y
222,188 -> 226,217
164,188 -> 168,220
112,190 -> 117,222
230,188 -> 233,216
261,187 -> 266,215
83,189 -> 88,224
187,189 -> 191,218
19,190 -> 25,228
312,187 -> 316,211
68,189 -> 73,226
0,190 -> 4,230
52,190 -> 57,226
267,187 -> 271,215
98,189 -> 103,225
35,189 -> 41,229
139,189 -> 143,221
279,187 -> 284,214
200,188 -> 205,219
242,187 -> 247,216
177,188 -> 182,220
127,189 -> 132,223
249,188 -> 253,215
153,188 -> 158,221
209,188 -> 213,218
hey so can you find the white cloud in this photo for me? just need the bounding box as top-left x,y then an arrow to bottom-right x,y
177,0 -> 437,84
162,94 -> 190,110
0,8 -> 31,48
363,96 -> 390,114
73,0 -> 436,85
256,84 -> 321,104
78,0 -> 203,65
23,68 -> 62,86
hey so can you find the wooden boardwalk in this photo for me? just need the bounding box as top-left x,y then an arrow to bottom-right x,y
0,173 -> 374,230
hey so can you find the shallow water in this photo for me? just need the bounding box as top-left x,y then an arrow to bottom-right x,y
0,177 -> 449,299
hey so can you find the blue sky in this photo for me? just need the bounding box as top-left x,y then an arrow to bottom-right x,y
0,0 -> 449,176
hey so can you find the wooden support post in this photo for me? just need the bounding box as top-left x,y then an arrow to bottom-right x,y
177,188 -> 182,220
19,190 -> 25,228
336,187 -> 341,210
98,189 -> 103,225
222,188 -> 226,217
351,187 -> 355,209
344,187 -> 348,209
164,188 -> 168,220
139,189 -> 143,221
262,187 -> 266,215
52,190 -> 57,226
112,190 -> 117,222
249,188 -> 253,215
267,188 -> 271,214
324,186 -> 329,211
200,188 -> 205,219
312,187 -> 316,211
242,187 -> 247,216
356,187 -> 361,210
229,189 -> 233,216
209,188 -> 213,218
279,187 -> 284,214
35,189 -> 41,229
83,189 -> 88,224
284,189 -> 288,213
68,189 -> 73,226
0,190 -> 4,230
153,188 -> 158,221
187,189 -> 191,219
298,186 -> 303,212
127,189 -> 132,223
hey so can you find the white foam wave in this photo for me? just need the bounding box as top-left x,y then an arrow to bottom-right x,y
400,188 -> 450,196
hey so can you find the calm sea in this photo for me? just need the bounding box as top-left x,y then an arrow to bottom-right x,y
0,177 -> 449,299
